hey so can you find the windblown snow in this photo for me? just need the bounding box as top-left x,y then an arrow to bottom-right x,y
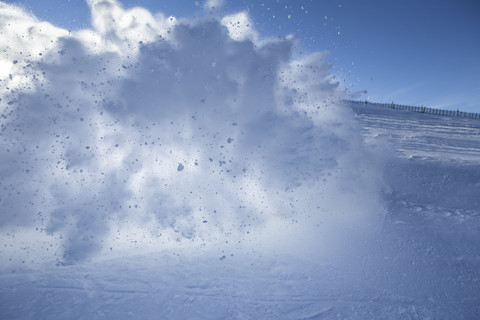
1,1 -> 479,319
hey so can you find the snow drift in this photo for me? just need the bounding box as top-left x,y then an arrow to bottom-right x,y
0,0 -> 384,265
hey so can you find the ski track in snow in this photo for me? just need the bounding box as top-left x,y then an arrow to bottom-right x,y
353,104 -> 480,163
2,252 -> 476,320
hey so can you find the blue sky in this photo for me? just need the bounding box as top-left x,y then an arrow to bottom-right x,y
5,0 -> 480,112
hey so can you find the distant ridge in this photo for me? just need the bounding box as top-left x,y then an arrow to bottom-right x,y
344,99 -> 480,120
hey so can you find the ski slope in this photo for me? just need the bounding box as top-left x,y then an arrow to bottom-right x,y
2,104 -> 479,320
1,1 -> 480,319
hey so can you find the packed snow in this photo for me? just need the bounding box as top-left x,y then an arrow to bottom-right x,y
1,1 -> 479,319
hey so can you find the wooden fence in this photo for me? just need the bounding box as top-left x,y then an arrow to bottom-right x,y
344,99 -> 480,120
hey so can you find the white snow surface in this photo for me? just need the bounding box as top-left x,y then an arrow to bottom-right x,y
1,1 -> 479,319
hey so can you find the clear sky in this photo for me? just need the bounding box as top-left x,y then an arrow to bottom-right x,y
5,0 -> 480,112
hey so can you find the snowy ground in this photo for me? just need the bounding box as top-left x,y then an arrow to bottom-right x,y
2,104 -> 479,320
351,104 -> 480,318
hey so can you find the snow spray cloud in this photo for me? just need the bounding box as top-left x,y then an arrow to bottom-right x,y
0,1 -> 384,265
